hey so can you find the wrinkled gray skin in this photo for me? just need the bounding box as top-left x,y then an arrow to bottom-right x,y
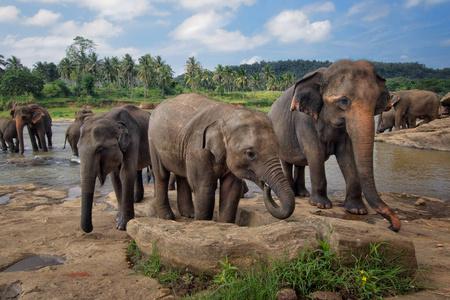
78,105 -> 151,233
10,104 -> 52,154
391,89 -> 440,130
376,106 -> 415,133
268,60 -> 400,232
149,94 -> 295,223
0,117 -> 19,153
64,109 -> 94,156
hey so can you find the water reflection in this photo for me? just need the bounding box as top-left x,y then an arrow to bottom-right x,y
0,121 -> 449,201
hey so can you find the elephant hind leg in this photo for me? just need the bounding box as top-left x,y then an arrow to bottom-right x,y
176,176 -> 194,218
293,165 -> 310,197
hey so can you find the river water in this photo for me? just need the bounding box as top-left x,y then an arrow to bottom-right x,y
0,121 -> 449,201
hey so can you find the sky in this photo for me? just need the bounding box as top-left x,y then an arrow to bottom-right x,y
1,0 -> 450,76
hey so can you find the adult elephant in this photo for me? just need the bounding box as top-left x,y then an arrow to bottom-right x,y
10,104 -> 52,154
391,89 -> 440,130
64,109 -> 94,156
269,60 -> 400,232
149,94 -> 295,223
78,105 -> 151,233
0,117 -> 19,153
376,106 -> 415,133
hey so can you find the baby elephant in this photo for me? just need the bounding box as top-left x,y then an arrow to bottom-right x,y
78,105 -> 151,232
0,117 -> 19,153
64,109 -> 94,156
149,93 -> 295,223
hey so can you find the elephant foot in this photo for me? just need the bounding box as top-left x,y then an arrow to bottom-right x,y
344,198 -> 368,215
295,187 -> 310,197
157,207 -> 176,220
309,195 -> 332,209
116,215 -> 133,230
179,206 -> 195,218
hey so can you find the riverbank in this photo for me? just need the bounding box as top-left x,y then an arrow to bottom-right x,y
0,183 -> 449,299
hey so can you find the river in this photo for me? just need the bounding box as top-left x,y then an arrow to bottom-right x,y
0,121 -> 449,201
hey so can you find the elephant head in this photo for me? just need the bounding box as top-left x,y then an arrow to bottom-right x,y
203,109 -> 295,219
10,104 -> 45,154
290,60 -> 400,231
78,118 -> 130,233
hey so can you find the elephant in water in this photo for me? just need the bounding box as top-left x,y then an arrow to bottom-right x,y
64,109 -> 94,156
148,94 -> 295,223
78,105 -> 151,232
10,104 -> 52,154
0,117 -> 19,153
269,60 -> 400,232
390,89 -> 440,130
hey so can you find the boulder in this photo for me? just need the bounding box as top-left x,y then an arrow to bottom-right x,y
375,117 -> 450,151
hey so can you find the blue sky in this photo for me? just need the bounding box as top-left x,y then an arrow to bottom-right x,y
1,0 -> 449,76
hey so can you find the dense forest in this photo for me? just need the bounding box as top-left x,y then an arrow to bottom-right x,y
1,36 -> 449,112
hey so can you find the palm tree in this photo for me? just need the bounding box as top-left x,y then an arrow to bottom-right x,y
86,52 -> 103,77
234,68 -> 248,100
223,65 -> 234,93
102,57 -> 116,91
267,77 -> 277,93
137,54 -> 155,101
213,64 -> 225,96
249,73 -> 262,95
261,65 -> 274,93
200,69 -> 213,90
121,54 -> 136,99
185,56 -> 201,91
284,71 -> 296,89
158,64 -> 174,97
5,55 -> 23,71
110,56 -> 121,88
0,54 -> 5,74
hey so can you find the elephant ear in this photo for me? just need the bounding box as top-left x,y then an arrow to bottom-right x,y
392,93 -> 401,108
203,119 -> 226,164
10,108 -> 15,119
374,75 -> 391,115
290,70 -> 323,121
117,121 -> 131,153
31,107 -> 45,124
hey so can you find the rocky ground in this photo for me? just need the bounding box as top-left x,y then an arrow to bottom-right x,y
0,183 -> 449,299
375,117 -> 450,151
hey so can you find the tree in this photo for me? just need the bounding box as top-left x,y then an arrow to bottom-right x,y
5,55 -> 23,71
66,36 -> 97,63
121,54 -> 136,98
138,54 -> 155,101
33,61 -> 59,83
0,54 -> 5,75
213,64 -> 225,96
249,73 -> 262,95
58,58 -> 75,84
81,73 -> 96,96
110,56 -> 121,88
234,68 -> 248,100
86,52 -> 103,77
261,65 -> 274,93
0,68 -> 44,97
102,57 -> 115,91
158,64 -> 174,96
223,65 -> 234,93
185,56 -> 201,92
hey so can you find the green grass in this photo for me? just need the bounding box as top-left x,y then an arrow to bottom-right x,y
126,239 -> 426,300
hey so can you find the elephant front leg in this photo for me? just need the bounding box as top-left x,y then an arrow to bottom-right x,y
116,167 -> 137,230
176,176 -> 194,218
307,154 -> 332,209
110,169 -> 123,222
293,165 -> 310,197
134,169 -> 144,203
218,173 -> 243,223
0,137 -> 7,152
27,126 -> 39,151
335,138 -> 367,215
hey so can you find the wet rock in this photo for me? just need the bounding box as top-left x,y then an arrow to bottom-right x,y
375,118 -> 450,151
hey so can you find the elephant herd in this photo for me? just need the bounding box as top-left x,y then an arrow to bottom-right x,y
3,59 -> 448,234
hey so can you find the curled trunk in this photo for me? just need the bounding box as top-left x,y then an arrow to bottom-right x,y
257,158 -> 295,219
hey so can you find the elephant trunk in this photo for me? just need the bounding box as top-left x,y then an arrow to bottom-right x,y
16,119 -> 26,155
347,110 -> 401,232
80,166 -> 97,233
257,157 -> 295,219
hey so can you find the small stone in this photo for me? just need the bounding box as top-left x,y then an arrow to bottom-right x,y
414,198 -> 426,206
436,244 -> 444,247
311,290 -> 342,300
276,288 -> 297,300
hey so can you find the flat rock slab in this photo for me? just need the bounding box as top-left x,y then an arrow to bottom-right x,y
375,118 -> 450,151
127,193 -> 417,274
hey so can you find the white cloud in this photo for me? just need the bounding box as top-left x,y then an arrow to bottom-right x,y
265,10 -> 332,43
404,0 -> 450,8
347,1 -> 390,21
303,1 -> 336,13
170,11 -> 269,51
25,9 -> 61,26
52,19 -> 124,39
179,0 -> 257,11
240,56 -> 263,65
400,55 -> 409,59
0,6 -> 21,23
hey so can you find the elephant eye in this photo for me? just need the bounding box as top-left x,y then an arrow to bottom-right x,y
246,150 -> 256,160
335,97 -> 351,110
96,146 -> 104,154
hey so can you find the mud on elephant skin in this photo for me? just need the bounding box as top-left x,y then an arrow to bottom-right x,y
0,117 -> 19,153
63,109 -> 94,156
10,104 -> 53,154
78,104 -> 151,233
269,60 -> 400,232
148,94 -> 295,223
